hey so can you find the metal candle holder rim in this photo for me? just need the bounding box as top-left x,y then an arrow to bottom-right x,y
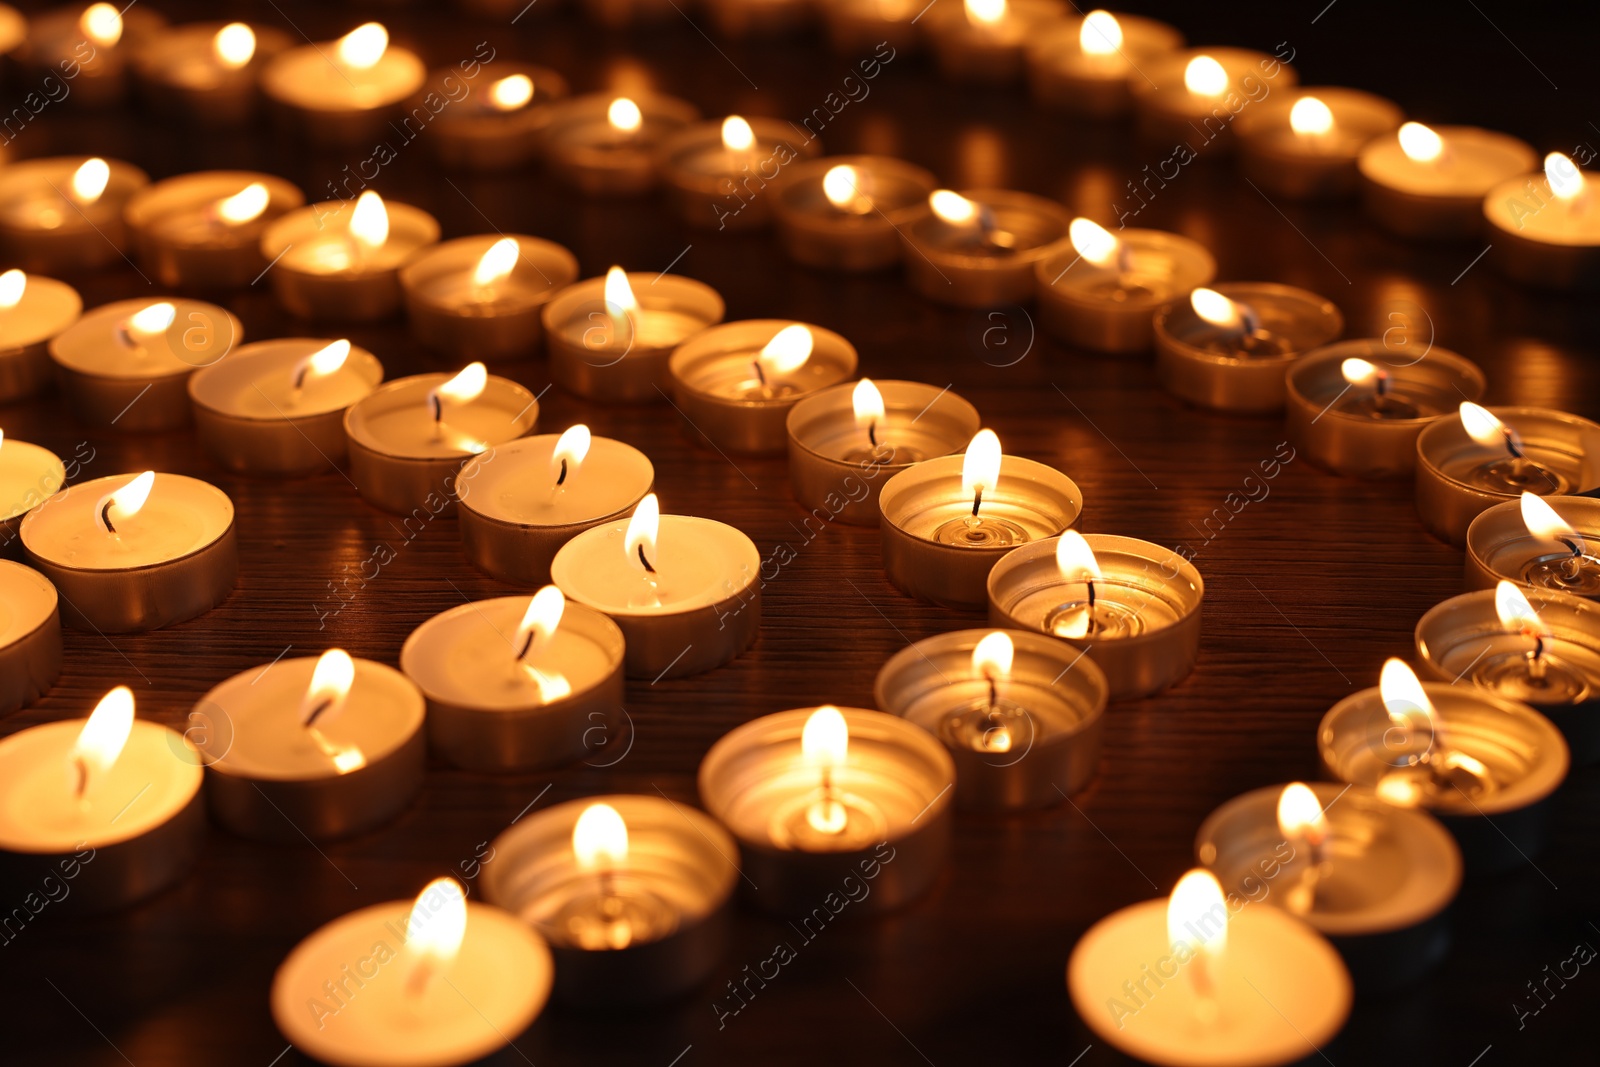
1416,406 -> 1600,491
1287,339 -> 1485,426
187,339 -> 384,423
1151,280 -> 1343,367
784,379 -> 979,464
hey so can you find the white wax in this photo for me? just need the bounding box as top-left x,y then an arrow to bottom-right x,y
552,514 -> 759,614
262,42 -> 426,112
345,373 -> 535,459
560,306 -> 707,351
1359,126 -> 1535,198
272,900 -> 551,1067
264,201 -> 439,276
21,472 -> 233,570
460,434 -> 652,527
1484,171 -> 1600,244
189,339 -> 383,421
0,438 -> 64,521
129,171 -> 300,250
0,158 -> 147,234
50,297 -> 241,381
0,719 -> 202,851
0,559 -> 56,649
1067,898 -> 1351,1067
198,656 -> 424,780
0,275 -> 81,351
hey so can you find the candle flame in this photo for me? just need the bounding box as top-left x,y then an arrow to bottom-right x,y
823,165 -> 864,210
294,339 -> 350,385
71,158 -> 111,204
721,115 -> 756,152
626,493 -> 660,574
489,74 -> 534,112
1190,287 -> 1243,329
1495,579 -> 1543,635
930,189 -> 978,225
972,631 -> 1014,681
1341,357 -> 1381,387
1520,491 -> 1584,554
515,585 -> 566,662
758,324 -> 813,379
852,378 -> 885,431
0,269 -> 24,309
1276,782 -> 1328,848
552,424 -> 591,481
217,182 -> 270,225
965,0 -> 1006,26
1545,151 -> 1585,201
432,362 -> 488,413
802,705 -> 848,768
962,428 -> 1002,503
71,686 -> 135,796
1183,55 -> 1228,97
603,265 -> 638,318
337,22 -> 389,71
1054,530 -> 1101,582
300,649 -> 356,728
1289,96 -> 1334,137
1398,122 -> 1443,164
1459,401 -> 1514,450
1379,657 -> 1436,733
1080,10 -> 1122,55
127,302 -> 176,338
95,470 -> 154,534
349,191 -> 389,251
406,878 -> 468,983
471,237 -> 520,288
213,23 -> 256,68
608,97 -> 643,133
1069,217 -> 1120,267
573,802 -> 629,869
79,3 -> 122,47
1167,868 -> 1227,957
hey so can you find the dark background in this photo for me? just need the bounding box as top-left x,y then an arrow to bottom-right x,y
1,1 -> 1598,1064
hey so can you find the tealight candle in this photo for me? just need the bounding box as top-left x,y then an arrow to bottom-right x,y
542,267 -> 724,403
1318,658 -> 1568,873
1358,121 -> 1536,239
660,115 -> 822,230
400,235 -> 578,361
260,22 -> 427,145
1235,88 -> 1403,200
1466,494 -> 1600,601
1130,47 -> 1299,154
901,188 -> 1074,307
582,0 -> 678,30
0,687 -> 204,913
15,3 -> 166,107
0,430 -> 64,552
49,297 -> 242,431
701,0 -> 813,38
273,878 -> 552,1066
423,62 -> 569,171
922,0 -> 1065,85
188,338 -> 383,476
551,495 -> 760,679
1154,284 -> 1343,413
343,364 -> 539,515
668,321 -> 858,455
0,560 -> 61,716
787,378 -> 980,525
123,171 -> 304,289
197,649 -> 425,842
260,191 -> 441,322
1025,10 -> 1184,116
0,270 -> 81,402
402,589 -> 625,772
1196,782 -> 1461,992
458,427 -> 655,585
878,428 -> 1083,608
1068,869 -> 1351,1066
699,706 -> 955,915
541,93 -> 700,196
130,21 -> 292,125
819,0 -> 920,57
1037,217 -> 1216,352
875,629 -> 1109,809
1415,404 -> 1600,546
0,4 -> 23,66
773,156 -> 939,271
988,531 -> 1203,699
21,471 -> 237,632
1284,340 -> 1485,480
483,796 -> 739,1004
0,156 -> 148,274
1485,151 -> 1600,289
1419,583 -> 1600,766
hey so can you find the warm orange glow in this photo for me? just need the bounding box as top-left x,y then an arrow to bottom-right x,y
962,428 -> 1002,503
405,878 -> 468,989
336,22 -> 389,70
1459,401 -> 1507,448
126,302 -> 176,340
1080,11 -> 1122,55
95,471 -> 154,534
71,686 -> 135,795
1183,55 -> 1228,97
965,0 -> 1006,26
758,324 -> 813,379
1289,96 -> 1334,137
71,158 -> 110,204
802,705 -> 848,768
1546,151 -> 1585,202
929,189 -> 978,225
294,339 -> 351,386
1069,217 -> 1120,267
721,115 -> 755,152
471,237 -> 520,288
823,165 -> 870,212
608,97 -> 643,133
213,23 -> 256,68
1168,868 -> 1227,956
1190,287 -> 1243,329
1398,122 -> 1443,163
217,182 -> 270,225
573,802 -> 629,869
1495,579 -> 1542,634
488,74 -> 534,111
626,493 -> 660,573
852,378 -> 885,433
435,362 -> 488,406
1276,782 -> 1328,849
515,585 -> 566,660
1054,530 -> 1101,582
603,266 -> 637,320
0,269 -> 24,310
1379,657 -> 1434,732
1520,491 -> 1583,551
348,191 -> 389,251
1341,357 -> 1381,387
551,424 -> 591,482
79,3 -> 122,47
300,649 -> 356,728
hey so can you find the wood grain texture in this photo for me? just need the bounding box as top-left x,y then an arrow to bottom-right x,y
1,2 -> 1597,1064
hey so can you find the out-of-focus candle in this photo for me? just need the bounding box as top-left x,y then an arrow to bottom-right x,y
902,187 -> 1075,307
1025,10 -> 1184,116
131,21 -> 292,124
123,171 -> 304,289
0,269 -> 82,402
542,93 -> 700,196
923,0 -> 1066,85
1236,87 -> 1402,200
15,3 -> 168,107
261,191 -> 440,321
1485,151 -> 1600,289
0,429 -> 64,550
0,156 -> 148,273
660,114 -> 822,229
1130,47 -> 1298,154
1359,121 -> 1536,239
0,560 -> 61,716
401,234 -> 579,360
261,22 -> 427,144
424,62 -> 569,171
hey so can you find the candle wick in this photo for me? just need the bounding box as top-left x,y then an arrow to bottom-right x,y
73,755 -> 88,800
1504,429 -> 1524,461
516,630 -> 537,661
971,486 -> 983,518
986,672 -> 998,713
1375,373 -> 1389,399
556,458 -> 568,487
99,501 -> 118,535
751,360 -> 767,387
637,543 -> 656,574
302,698 -> 333,729
868,420 -> 878,448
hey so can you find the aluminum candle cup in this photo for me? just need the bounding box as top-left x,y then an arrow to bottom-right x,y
1285,340 -> 1485,480
483,794 -> 739,1005
13,5 -> 166,108
1484,166 -> 1600,290
1464,497 -> 1600,599
402,598 -> 626,772
0,273 -> 80,403
1130,47 -> 1299,154
49,297 -> 241,431
130,22 -> 293,125
1195,783 -> 1462,992
197,656 -> 425,843
1415,408 -> 1600,547
260,198 -> 440,322
874,629 -> 1108,810
787,380 -> 980,525
1235,88 -> 1403,201
819,0 -> 920,57
1358,125 -> 1536,240
1025,13 -> 1184,117
668,321 -> 858,455
1318,682 -> 1568,874
458,434 -> 654,585
0,437 -> 64,554
1154,283 -> 1342,414
543,271 -> 724,403
774,156 -> 938,271
551,514 -> 761,679
0,157 -> 148,274
422,62 -> 569,171
541,93 -> 700,196
698,706 -> 955,916
701,0 -> 812,38
343,372 -> 539,516
21,472 -> 237,633
920,0 -> 1066,86
1418,587 -> 1600,766
660,116 -> 822,230
901,189 -> 1073,307
260,29 -> 427,146
987,533 -> 1203,700
188,338 -> 384,476
123,171 -> 304,289
1037,230 -> 1216,353
400,235 -> 579,361
0,561 -> 61,716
